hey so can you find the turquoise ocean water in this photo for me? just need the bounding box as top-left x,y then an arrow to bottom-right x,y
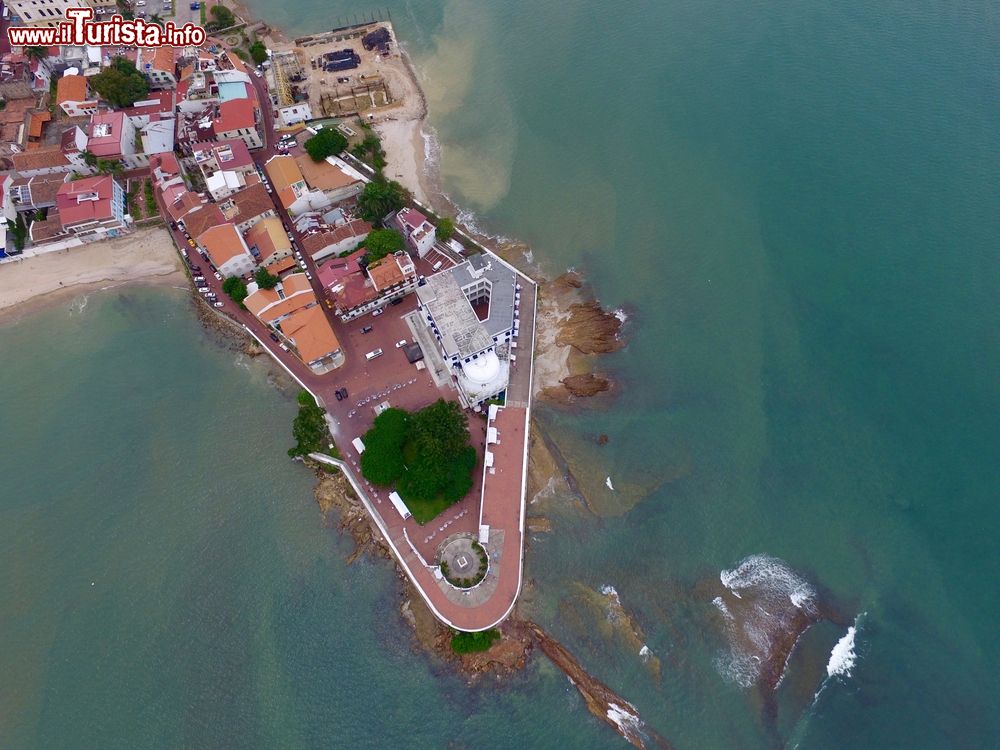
3,1 -> 999,747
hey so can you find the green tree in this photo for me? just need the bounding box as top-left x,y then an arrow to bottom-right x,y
222,275 -> 248,305
364,228 -> 403,263
254,267 -> 279,290
357,178 -> 406,224
207,3 -> 236,29
360,408 -> 409,485
11,213 -> 29,252
90,57 -> 149,107
436,217 -> 455,242
288,390 -> 330,457
147,13 -> 164,27
81,150 -> 97,168
24,46 -> 47,62
248,40 -> 268,65
303,128 -> 348,162
96,159 -> 124,177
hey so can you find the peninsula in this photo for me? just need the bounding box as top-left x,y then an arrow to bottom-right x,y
0,15 -> 533,634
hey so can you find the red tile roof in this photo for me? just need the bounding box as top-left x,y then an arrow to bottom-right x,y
56,74 -> 88,104
214,98 -> 256,133
56,175 -> 117,227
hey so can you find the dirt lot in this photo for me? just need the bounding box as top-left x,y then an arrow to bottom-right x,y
267,22 -> 424,122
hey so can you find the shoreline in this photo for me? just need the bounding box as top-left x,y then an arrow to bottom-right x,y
0,228 -> 186,322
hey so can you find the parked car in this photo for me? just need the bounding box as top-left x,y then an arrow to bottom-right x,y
193,275 -> 205,281
189,1 -> 199,8
213,302 -> 224,308
305,272 -> 312,281
390,297 -> 404,305
188,265 -> 201,273
372,308 -> 384,317
298,260 -> 307,269
334,390 -> 344,401
337,387 -> 348,399
196,286 -> 210,293
395,339 -> 407,348
269,333 -> 279,342
361,325 -> 373,334
214,272 -> 222,280
187,238 -> 196,247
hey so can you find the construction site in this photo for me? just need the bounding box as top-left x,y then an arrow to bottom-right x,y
265,20 -> 422,121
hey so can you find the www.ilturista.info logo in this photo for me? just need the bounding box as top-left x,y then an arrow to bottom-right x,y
7,7 -> 206,47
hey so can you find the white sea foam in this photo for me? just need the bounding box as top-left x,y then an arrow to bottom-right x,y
613,307 -> 628,324
712,596 -> 733,619
639,644 -> 651,661
827,614 -> 865,679
606,702 -> 643,737
827,626 -> 857,677
720,553 -> 817,614
599,584 -> 619,601
605,476 -> 615,491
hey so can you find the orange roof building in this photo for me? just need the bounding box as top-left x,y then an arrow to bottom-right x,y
243,216 -> 292,267
197,222 -> 256,278
55,75 -> 97,117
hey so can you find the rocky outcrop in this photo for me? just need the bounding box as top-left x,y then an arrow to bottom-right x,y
518,620 -> 672,750
555,300 -> 625,355
310,468 -> 391,564
541,372 -> 612,403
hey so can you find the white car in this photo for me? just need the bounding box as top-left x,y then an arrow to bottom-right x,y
196,286 -> 210,293
214,272 -> 222,280
298,260 -> 307,269
305,272 -> 313,280
213,301 -> 224,308
193,275 -> 205,281
372,308 -> 384,317
395,339 -> 407,348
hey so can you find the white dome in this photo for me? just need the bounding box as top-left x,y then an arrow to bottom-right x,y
461,351 -> 501,384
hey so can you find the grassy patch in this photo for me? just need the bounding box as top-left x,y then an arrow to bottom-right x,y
450,629 -> 500,654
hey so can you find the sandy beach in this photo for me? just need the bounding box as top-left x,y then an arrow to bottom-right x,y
374,118 -> 433,206
0,228 -> 185,317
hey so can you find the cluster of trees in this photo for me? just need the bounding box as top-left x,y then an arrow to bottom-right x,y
222,275 -> 248,306
288,391 -> 329,458
359,400 -> 477,521
357,178 -> 406,224
89,57 -> 148,107
450,629 -> 500,654
303,128 -> 348,163
249,40 -> 268,65
363,228 -> 403,263
206,4 -> 236,31
254,267 -> 280,290
440,541 -> 488,588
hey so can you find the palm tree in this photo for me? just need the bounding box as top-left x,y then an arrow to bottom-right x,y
25,46 -> 47,62
148,13 -> 164,27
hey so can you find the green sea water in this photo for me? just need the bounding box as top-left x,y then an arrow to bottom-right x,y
3,0 -> 1000,747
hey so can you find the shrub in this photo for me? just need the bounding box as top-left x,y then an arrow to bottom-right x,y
357,178 -> 406,224
450,629 -> 500,654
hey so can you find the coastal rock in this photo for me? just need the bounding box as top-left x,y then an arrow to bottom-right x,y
526,516 -> 553,533
540,372 -> 613,404
310,468 -> 390,563
560,583 -> 663,686
555,301 -> 625,355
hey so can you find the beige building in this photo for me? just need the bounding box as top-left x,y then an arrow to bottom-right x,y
7,0 -> 110,27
